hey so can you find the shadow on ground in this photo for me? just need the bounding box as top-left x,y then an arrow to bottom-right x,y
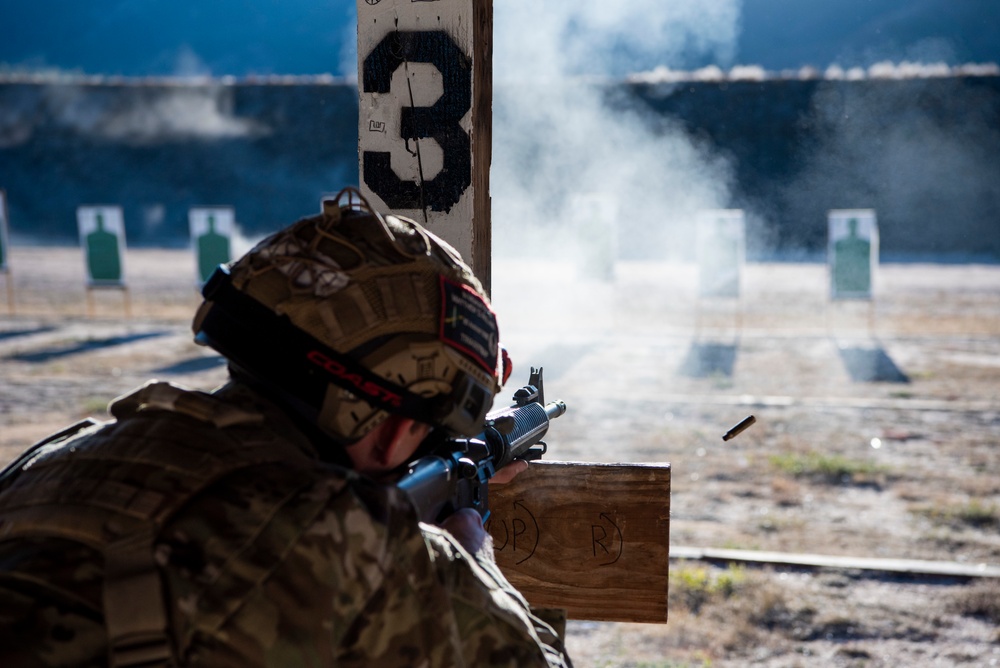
6,331 -> 169,363
678,342 -> 738,378
152,355 -> 227,375
0,326 -> 58,341
837,343 -> 910,383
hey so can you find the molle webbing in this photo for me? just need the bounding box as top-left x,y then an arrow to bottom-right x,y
0,382 -> 311,668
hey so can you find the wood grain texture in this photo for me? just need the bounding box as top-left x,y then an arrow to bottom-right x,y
471,0 -> 492,295
488,461 -> 671,623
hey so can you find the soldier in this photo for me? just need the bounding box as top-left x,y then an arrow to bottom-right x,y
0,188 -> 572,667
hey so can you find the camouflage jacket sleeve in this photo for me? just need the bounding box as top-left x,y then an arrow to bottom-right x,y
418,524 -> 573,668
326,486 -> 572,668
169,467 -> 571,667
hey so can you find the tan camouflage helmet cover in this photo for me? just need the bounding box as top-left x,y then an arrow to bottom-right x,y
192,187 -> 502,442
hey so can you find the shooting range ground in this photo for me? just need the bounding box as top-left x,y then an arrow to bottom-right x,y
2,247 -> 999,666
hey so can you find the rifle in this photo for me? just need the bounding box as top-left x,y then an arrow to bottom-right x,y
398,367 -> 567,523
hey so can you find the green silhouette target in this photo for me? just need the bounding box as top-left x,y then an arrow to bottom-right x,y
189,207 -> 234,284
697,210 -> 746,298
828,210 -> 878,300
77,206 -> 126,286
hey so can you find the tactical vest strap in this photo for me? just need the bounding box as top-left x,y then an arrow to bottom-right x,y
104,525 -> 174,668
0,418 -> 100,491
100,382 -> 305,667
110,381 -> 263,429
2,381 -> 315,667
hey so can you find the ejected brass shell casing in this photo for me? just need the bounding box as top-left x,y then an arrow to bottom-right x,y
722,415 -> 756,441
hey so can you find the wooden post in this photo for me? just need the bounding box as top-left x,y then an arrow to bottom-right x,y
0,189 -> 12,314
2,275 -> 12,315
357,0 -> 493,293
489,461 -> 671,624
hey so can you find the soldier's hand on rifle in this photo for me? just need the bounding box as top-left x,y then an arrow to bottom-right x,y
441,507 -> 493,558
489,458 -> 528,485
440,459 -> 526,556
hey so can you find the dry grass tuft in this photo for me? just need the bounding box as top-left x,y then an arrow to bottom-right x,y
768,451 -> 890,486
948,581 -> 1000,624
911,499 -> 1000,531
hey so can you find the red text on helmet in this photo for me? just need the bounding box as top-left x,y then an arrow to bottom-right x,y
306,350 -> 403,408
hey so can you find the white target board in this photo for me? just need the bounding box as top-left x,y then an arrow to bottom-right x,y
357,0 -> 492,287
0,190 -> 10,272
697,209 -> 745,298
77,205 -> 127,287
189,206 -> 235,284
828,209 -> 878,300
569,193 -> 618,281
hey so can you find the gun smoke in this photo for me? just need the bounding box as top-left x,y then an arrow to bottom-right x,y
489,3 -> 1000,266
490,1 -> 740,265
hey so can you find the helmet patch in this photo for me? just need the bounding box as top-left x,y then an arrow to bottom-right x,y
439,277 -> 499,375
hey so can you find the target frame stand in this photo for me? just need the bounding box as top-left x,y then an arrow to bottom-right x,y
0,189 -> 13,314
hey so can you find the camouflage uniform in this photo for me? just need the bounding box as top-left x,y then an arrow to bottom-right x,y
0,380 -> 571,667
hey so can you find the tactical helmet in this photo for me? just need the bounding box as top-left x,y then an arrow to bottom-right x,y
192,187 -> 501,442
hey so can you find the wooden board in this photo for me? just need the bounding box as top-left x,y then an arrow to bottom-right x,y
488,461 -> 671,624
356,0 -> 493,292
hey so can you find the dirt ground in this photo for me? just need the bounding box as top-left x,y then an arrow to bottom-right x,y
2,246 -> 999,667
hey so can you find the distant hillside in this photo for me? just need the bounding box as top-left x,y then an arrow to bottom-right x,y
0,0 -> 355,77
738,0 -> 1000,70
2,1 -> 997,77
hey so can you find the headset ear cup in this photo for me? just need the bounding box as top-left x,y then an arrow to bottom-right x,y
500,346 -> 513,386
435,373 -> 492,436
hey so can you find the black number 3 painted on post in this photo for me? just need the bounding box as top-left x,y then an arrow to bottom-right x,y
362,30 -> 472,213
